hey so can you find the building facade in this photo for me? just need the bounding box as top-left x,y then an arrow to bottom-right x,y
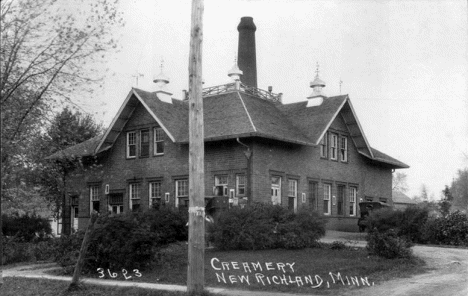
48,17 -> 408,234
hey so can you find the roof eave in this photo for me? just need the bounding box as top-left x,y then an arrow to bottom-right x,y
358,151 -> 409,169
179,133 -> 315,146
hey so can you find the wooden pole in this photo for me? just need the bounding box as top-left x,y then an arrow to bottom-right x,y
187,0 -> 205,294
69,212 -> 98,290
0,188 -> 3,287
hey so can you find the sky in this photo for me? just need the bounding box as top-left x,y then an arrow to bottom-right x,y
79,0 -> 468,199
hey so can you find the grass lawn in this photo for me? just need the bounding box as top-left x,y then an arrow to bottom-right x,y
0,277 -> 207,296
58,243 -> 427,295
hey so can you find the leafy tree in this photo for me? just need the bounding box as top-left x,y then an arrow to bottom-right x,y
34,107 -> 103,229
451,168 -> 468,211
439,185 -> 453,217
420,184 -> 429,202
1,0 -> 122,201
392,172 -> 409,193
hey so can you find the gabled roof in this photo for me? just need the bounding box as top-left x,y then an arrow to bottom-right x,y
392,190 -> 418,204
47,86 -> 409,169
278,95 -> 374,158
95,88 -> 312,154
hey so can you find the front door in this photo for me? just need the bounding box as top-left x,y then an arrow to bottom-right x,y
71,206 -> 79,231
288,196 -> 295,210
271,176 -> 281,205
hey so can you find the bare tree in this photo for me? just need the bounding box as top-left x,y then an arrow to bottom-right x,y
1,0 -> 122,199
0,0 -> 122,283
392,172 -> 409,193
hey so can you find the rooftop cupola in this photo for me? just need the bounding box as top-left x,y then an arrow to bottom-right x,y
228,57 -> 243,81
228,57 -> 243,90
307,63 -> 327,107
153,59 -> 173,104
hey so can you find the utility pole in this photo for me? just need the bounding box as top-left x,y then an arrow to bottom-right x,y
187,0 -> 205,294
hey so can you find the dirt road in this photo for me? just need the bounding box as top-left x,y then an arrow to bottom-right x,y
4,240 -> 467,296
342,245 -> 468,296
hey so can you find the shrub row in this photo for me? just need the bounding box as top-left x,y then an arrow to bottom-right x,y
2,237 -> 58,265
209,203 -> 326,250
55,207 -> 188,273
422,211 -> 468,246
2,213 -> 52,242
365,207 -> 468,258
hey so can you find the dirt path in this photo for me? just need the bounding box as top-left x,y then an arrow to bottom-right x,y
341,245 -> 468,296
4,241 -> 467,296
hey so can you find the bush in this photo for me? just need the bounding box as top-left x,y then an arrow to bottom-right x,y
422,211 -> 468,246
2,212 -> 52,242
366,206 -> 429,243
54,207 -> 188,273
2,237 -> 58,265
209,203 -> 326,250
366,229 -> 413,259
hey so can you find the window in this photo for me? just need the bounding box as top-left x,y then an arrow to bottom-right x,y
236,174 -> 246,196
320,133 -> 328,158
288,179 -> 298,213
323,184 -> 331,215
90,186 -> 100,213
140,129 -> 149,157
288,180 -> 297,198
340,136 -> 348,162
379,198 -> 388,203
149,181 -> 162,208
108,193 -> 124,214
129,183 -> 141,212
337,185 -> 345,215
330,133 -> 338,160
349,187 -> 357,216
308,181 -> 318,211
215,175 -> 228,186
175,179 -> 189,209
127,131 -> 136,158
154,128 -> 164,155
214,175 -> 228,196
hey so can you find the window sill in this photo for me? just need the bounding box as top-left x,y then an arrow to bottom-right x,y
153,153 -> 164,157
126,156 -> 136,160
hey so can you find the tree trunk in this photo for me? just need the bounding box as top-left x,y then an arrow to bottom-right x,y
69,212 -> 98,290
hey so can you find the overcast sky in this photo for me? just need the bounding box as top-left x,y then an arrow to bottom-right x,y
80,0 -> 467,199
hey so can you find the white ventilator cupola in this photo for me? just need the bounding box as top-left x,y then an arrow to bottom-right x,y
228,57 -> 243,89
153,59 -> 173,104
307,62 -> 327,107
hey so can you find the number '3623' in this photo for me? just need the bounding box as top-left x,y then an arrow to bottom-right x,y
97,268 -> 142,279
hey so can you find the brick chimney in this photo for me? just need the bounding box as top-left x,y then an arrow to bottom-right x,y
237,17 -> 257,88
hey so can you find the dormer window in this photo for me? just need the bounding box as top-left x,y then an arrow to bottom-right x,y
140,129 -> 149,157
127,131 -> 136,158
154,128 -> 164,155
330,133 -> 338,160
320,133 -> 328,158
340,136 -> 348,162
